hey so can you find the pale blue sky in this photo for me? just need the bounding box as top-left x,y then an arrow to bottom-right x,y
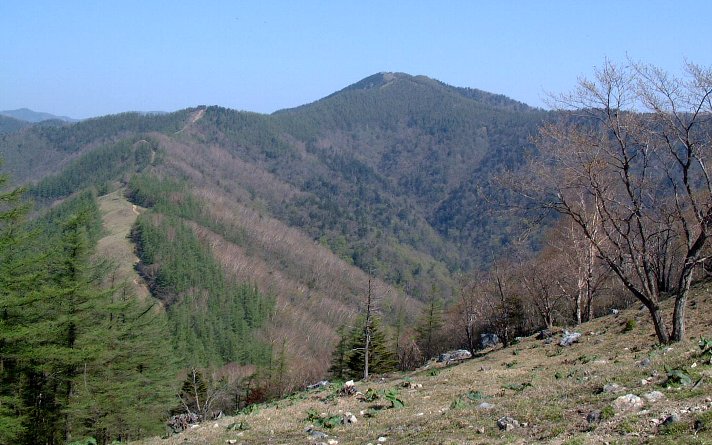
2,1 -> 711,119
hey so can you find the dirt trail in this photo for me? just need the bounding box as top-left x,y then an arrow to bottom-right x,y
96,190 -> 151,301
174,108 -> 206,134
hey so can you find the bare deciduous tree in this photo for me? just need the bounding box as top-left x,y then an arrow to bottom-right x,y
531,61 -> 712,343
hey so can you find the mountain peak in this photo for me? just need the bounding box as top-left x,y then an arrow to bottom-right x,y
340,72 -> 416,92
0,108 -> 77,123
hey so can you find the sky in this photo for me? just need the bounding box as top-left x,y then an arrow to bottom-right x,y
1,1 -> 711,119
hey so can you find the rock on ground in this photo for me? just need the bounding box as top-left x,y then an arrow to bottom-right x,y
613,394 -> 644,412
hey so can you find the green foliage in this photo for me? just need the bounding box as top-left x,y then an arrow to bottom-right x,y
665,368 -> 693,386
1,183 -> 176,444
699,336 -> 712,360
415,294 -> 444,361
128,174 -> 272,367
465,390 -> 485,401
305,409 -> 342,429
329,316 -> 398,380
226,421 -> 250,431
600,405 -> 615,420
450,397 -> 466,410
363,388 -> 380,402
31,138 -> 155,201
502,382 -> 532,392
383,387 -> 404,409
623,319 -> 637,333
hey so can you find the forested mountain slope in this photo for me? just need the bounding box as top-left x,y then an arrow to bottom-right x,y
0,73 -> 549,388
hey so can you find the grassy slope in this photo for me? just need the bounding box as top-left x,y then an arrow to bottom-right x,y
95,189 -> 151,301
135,284 -> 712,445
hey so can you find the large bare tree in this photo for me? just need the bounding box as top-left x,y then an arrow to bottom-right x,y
532,61 -> 712,343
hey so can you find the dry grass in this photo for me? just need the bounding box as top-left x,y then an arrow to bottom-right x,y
95,189 -> 151,301
133,284 -> 712,445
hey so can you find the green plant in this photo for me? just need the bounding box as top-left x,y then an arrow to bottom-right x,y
466,390 -> 484,401
428,369 -> 440,377
226,421 -> 250,431
700,336 -> 712,363
502,382 -> 532,392
238,403 -> 261,415
665,368 -> 692,386
505,360 -> 517,368
305,409 -> 342,429
364,388 -> 380,402
384,388 -> 404,409
623,319 -> 637,333
659,421 -> 690,436
554,371 -> 563,380
577,354 -> 598,364
601,405 -> 615,420
450,397 -> 467,409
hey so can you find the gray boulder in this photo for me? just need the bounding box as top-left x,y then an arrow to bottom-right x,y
559,330 -> 582,346
480,333 -> 500,349
437,349 -> 472,363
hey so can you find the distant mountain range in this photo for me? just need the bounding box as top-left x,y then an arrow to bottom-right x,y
0,108 -> 78,123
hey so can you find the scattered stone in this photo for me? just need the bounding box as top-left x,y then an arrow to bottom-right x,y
306,428 -> 328,439
226,441 -> 237,445
480,333 -> 500,349
308,380 -> 330,390
341,380 -> 357,396
327,439 -> 339,445
437,349 -> 472,363
586,411 -> 601,423
694,419 -> 705,433
642,391 -> 665,403
497,416 -> 520,431
559,331 -> 582,346
478,402 -> 495,410
476,427 -> 485,434
343,412 -> 357,424
611,309 -> 619,315
602,383 -> 626,394
401,381 -> 422,389
662,413 -> 680,426
377,436 -> 387,442
613,394 -> 644,412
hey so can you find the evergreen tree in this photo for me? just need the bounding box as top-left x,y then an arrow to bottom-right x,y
415,293 -> 444,361
327,326 -> 349,380
332,317 -> 397,380
0,168 -> 34,443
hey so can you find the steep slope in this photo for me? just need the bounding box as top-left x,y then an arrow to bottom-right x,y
132,283 -> 712,445
271,72 -> 548,271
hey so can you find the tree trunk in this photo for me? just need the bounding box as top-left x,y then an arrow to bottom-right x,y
645,302 -> 670,344
671,294 -> 687,342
